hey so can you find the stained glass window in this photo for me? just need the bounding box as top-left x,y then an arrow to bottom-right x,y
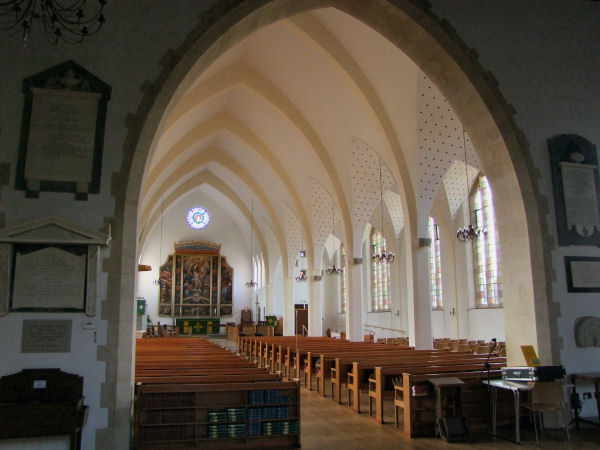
186,207 -> 210,229
371,229 -> 390,311
428,216 -> 443,309
472,176 -> 502,306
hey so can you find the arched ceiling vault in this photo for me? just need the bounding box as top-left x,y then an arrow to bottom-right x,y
139,169 -> 270,283
139,148 -> 284,275
140,111 -> 313,259
139,6 -> 483,271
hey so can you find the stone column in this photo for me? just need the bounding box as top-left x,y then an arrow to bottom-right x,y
309,276 -> 323,336
347,259 -> 364,341
283,277 -> 295,335
412,240 -> 432,349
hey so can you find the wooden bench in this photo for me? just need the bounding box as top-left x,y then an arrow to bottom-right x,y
383,370 -> 511,437
366,360 -> 506,424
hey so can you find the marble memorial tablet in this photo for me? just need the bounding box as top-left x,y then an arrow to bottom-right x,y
21,320 -> 72,353
12,246 -> 86,311
565,256 -> 600,292
25,88 -> 101,185
15,61 -> 111,199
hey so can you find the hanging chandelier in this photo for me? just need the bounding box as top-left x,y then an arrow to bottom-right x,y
153,200 -> 168,288
245,199 -> 257,288
295,234 -> 308,282
373,157 -> 394,263
295,269 -> 308,282
0,0 -> 107,45
325,200 -> 343,275
456,128 -> 486,242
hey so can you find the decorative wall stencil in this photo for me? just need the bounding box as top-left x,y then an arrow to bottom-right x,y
351,138 -> 396,239
549,134 -> 600,246
443,159 -> 480,218
281,201 -> 302,263
15,61 -> 111,200
310,178 -> 335,268
574,316 -> 600,348
384,191 -> 404,237
417,74 -> 480,233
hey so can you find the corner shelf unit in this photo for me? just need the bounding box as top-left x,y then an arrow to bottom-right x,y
134,381 -> 300,449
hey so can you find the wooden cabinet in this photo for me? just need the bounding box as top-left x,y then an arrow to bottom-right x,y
135,381 -> 300,449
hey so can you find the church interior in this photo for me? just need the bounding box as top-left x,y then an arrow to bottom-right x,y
0,1 -> 599,449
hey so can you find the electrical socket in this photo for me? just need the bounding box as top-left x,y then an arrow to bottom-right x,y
583,392 -> 592,400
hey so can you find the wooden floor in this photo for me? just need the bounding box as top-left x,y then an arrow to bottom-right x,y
209,338 -> 599,449
300,386 -> 599,449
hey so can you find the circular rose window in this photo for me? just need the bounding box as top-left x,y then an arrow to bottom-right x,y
186,207 -> 210,229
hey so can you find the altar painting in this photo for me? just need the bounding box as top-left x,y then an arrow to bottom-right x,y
158,241 -> 233,318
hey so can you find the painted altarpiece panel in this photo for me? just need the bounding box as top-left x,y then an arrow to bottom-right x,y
158,242 -> 233,318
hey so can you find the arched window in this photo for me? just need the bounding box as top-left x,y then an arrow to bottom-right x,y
340,244 -> 347,313
371,228 -> 391,311
428,216 -> 443,309
252,255 -> 258,291
473,176 -> 502,306
260,253 -> 265,289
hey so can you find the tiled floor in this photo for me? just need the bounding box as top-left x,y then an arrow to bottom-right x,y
209,338 -> 600,449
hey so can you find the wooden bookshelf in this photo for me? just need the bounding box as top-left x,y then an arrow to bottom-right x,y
134,381 -> 300,449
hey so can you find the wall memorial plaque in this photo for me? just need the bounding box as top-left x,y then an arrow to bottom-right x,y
0,216 -> 111,317
565,256 -> 600,292
21,320 -> 72,353
549,134 -> 600,246
11,245 -> 87,311
15,61 -> 111,200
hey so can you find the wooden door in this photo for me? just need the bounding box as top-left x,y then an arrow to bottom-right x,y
295,308 -> 308,335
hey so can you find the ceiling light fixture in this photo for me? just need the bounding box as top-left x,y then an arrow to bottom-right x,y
456,127 -> 486,242
372,157 -> 394,263
245,199 -> 258,288
325,199 -> 343,275
1,0 -> 107,45
295,233 -> 308,282
153,199 -> 167,288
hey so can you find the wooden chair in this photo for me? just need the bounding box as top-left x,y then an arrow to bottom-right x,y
521,381 -> 570,445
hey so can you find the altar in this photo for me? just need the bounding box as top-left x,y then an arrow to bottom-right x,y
176,318 -> 219,336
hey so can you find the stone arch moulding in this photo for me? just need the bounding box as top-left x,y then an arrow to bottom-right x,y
109,0 -> 553,447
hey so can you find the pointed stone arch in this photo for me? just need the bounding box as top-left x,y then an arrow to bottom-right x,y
105,1 -> 554,447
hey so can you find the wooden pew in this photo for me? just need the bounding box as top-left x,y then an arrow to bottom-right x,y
347,356 -> 506,413
366,361 -> 507,421
384,369 -> 507,437
329,351 -> 457,404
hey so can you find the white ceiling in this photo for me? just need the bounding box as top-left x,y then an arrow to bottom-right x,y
139,7 -> 481,265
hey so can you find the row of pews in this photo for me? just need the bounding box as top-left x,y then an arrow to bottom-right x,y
239,335 -> 512,438
134,337 -> 300,449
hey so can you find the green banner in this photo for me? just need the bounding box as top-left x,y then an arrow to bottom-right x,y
136,299 -> 146,316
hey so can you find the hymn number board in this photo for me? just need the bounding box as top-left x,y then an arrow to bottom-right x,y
158,241 -> 233,319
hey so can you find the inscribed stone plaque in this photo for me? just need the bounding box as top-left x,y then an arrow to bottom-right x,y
549,134 -> 600,246
15,61 -> 112,199
11,246 -> 86,311
25,87 -> 101,185
21,320 -> 72,353
565,256 -> 600,292
560,162 -> 600,236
